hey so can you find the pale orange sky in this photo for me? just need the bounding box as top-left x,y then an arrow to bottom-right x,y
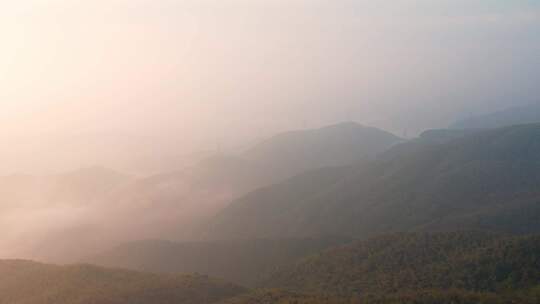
1,0 -> 539,174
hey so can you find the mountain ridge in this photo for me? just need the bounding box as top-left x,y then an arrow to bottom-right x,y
205,123 -> 540,240
451,103 -> 540,129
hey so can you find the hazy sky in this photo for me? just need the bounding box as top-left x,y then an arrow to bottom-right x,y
1,0 -> 539,174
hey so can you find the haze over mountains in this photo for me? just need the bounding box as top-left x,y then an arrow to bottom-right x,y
0,122 -> 400,262
2,0 -> 540,302
3,105 -> 540,303
0,167 -> 132,259
120,122 -> 401,226
0,166 -> 128,210
205,123 -> 540,240
243,122 -> 401,179
71,117 -> 539,264
452,103 -> 540,130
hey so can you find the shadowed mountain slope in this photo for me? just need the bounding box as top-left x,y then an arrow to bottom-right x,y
206,124 -> 540,239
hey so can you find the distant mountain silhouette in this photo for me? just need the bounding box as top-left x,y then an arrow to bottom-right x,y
205,124 -> 540,239
451,103 -> 540,129
244,122 -> 402,180
0,260 -> 245,304
415,129 -> 483,144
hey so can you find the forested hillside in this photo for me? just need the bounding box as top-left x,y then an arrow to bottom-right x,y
220,289 -> 537,304
264,232 -> 540,300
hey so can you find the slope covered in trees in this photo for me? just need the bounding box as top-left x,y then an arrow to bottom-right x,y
220,289 -> 538,304
264,232 -> 540,299
217,232 -> 540,303
0,260 -> 245,304
206,124 -> 540,239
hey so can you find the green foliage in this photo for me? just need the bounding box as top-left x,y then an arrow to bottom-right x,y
264,232 -> 540,298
